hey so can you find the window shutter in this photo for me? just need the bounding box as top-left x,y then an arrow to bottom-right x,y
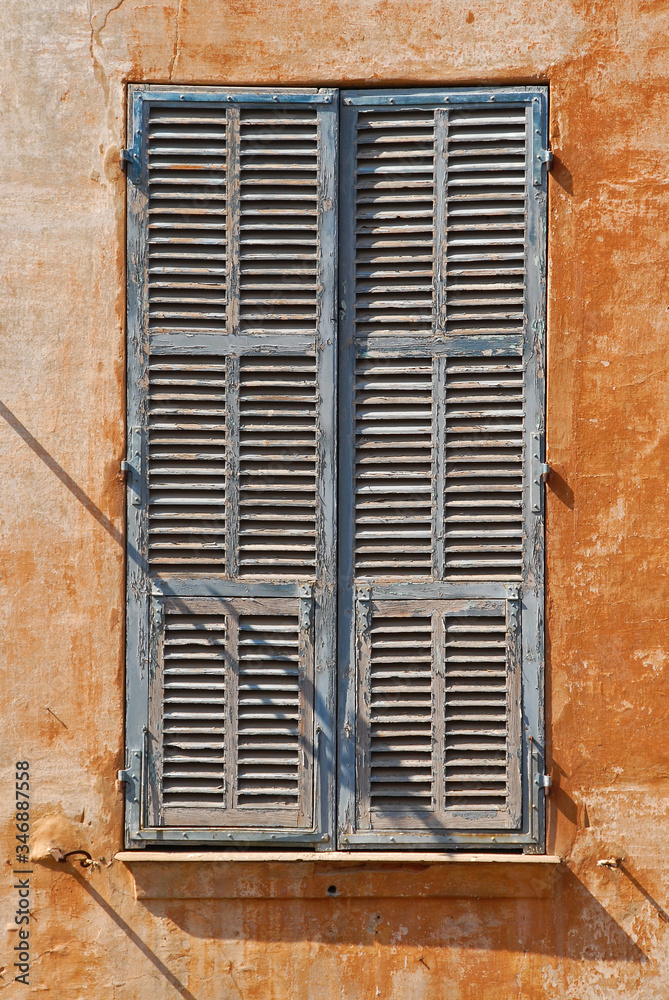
338,89 -> 547,850
125,87 -> 337,847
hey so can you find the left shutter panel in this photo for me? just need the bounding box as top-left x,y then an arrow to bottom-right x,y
125,87 -> 337,848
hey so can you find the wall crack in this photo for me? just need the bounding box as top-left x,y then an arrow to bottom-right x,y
169,0 -> 184,81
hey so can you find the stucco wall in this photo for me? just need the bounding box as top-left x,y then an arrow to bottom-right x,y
2,1 -> 669,996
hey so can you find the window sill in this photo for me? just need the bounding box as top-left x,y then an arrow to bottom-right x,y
115,851 -> 563,900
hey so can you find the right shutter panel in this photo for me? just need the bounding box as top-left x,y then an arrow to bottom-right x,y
339,88 -> 546,850
126,87 -> 337,847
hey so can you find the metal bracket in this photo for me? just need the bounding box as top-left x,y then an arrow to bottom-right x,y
298,583 -> 313,634
150,594 -> 164,629
125,426 -> 142,506
355,585 -> 372,636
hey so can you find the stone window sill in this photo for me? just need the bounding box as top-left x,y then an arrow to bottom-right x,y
115,851 -> 562,900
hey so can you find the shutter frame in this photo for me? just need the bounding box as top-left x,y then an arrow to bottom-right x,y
124,86 -> 338,847
338,87 -> 547,851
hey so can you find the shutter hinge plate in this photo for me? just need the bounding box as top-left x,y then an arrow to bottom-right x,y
533,146 -> 553,186
531,432 -> 548,512
120,146 -> 140,173
117,749 -> 142,803
125,426 -> 142,506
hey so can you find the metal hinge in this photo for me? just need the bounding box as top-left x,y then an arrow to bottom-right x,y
124,426 -> 142,506
120,141 -> 141,179
533,146 -> 553,187
117,748 -> 142,804
538,773 -> 553,795
531,432 -> 550,513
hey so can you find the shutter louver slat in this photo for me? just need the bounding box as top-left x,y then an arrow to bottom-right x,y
147,106 -> 227,333
369,614 -> 434,810
445,108 -> 527,337
161,611 -> 227,809
148,357 -> 226,575
443,613 -> 509,809
354,358 -> 433,578
444,357 -> 524,580
236,613 -> 302,808
238,356 -> 318,577
239,108 -> 319,334
354,110 -> 435,338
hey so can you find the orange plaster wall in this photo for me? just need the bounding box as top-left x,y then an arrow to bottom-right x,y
1,1 -> 669,996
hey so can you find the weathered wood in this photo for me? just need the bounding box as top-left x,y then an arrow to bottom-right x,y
121,853 -> 562,900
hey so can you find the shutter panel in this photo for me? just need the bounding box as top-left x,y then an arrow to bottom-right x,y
126,87 -> 337,846
149,596 -> 313,828
354,597 -> 521,832
338,88 -> 546,850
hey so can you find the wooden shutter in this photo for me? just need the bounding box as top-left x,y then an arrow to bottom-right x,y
338,88 -> 547,850
125,87 -> 337,847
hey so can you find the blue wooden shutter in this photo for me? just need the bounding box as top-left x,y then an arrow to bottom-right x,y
337,88 -> 548,850
124,87 -> 337,847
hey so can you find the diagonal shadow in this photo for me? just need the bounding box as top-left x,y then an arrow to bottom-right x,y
619,862 -> 669,924
0,400 -> 142,568
134,865 -> 645,960
65,867 -> 197,1000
